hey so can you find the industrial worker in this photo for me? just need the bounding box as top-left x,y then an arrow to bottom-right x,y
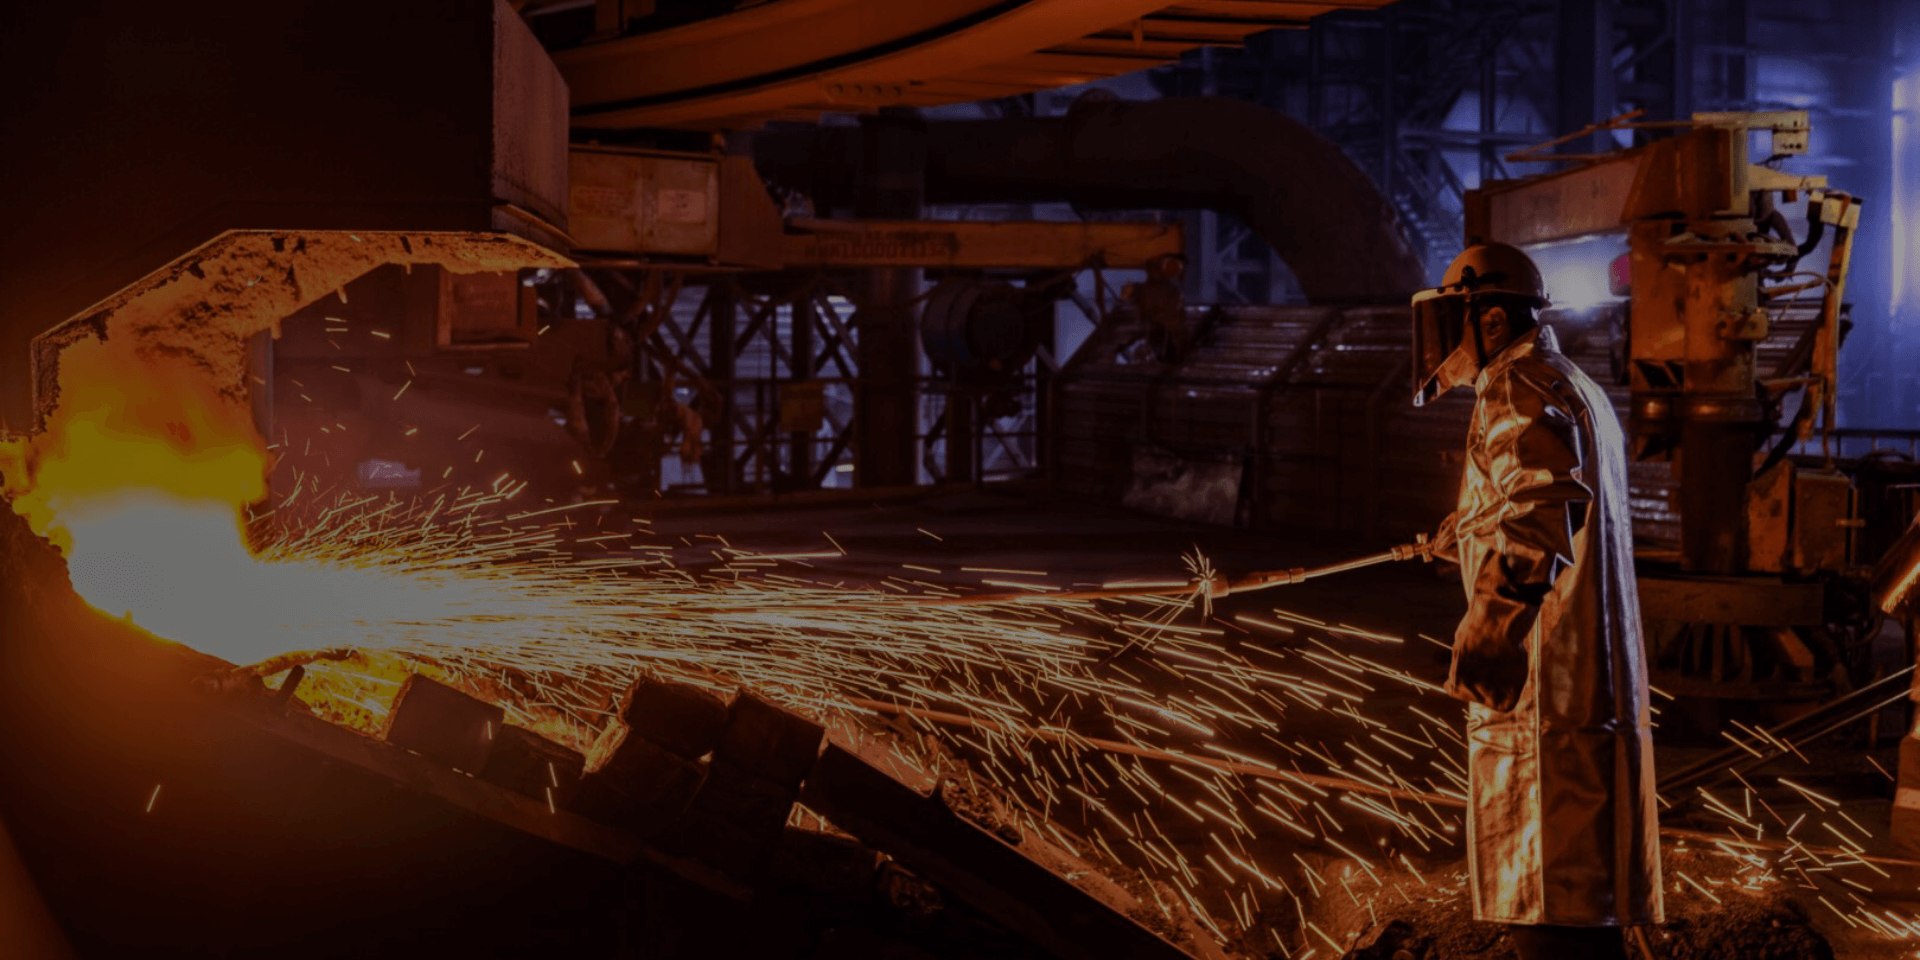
1412,243 -> 1661,960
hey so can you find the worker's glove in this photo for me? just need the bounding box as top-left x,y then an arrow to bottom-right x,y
1426,512 -> 1461,566
1444,640 -> 1528,714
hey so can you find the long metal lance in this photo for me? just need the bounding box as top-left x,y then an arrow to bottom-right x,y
913,539 -> 1437,607
648,540 -> 1440,618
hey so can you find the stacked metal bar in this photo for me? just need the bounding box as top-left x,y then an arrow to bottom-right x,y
376,671 -> 1220,959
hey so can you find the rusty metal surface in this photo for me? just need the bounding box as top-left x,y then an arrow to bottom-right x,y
1636,575 -> 1827,626
28,230 -> 570,431
659,759 -> 799,880
196,668 -> 771,901
571,148 -> 723,256
554,0 -> 1394,129
1468,125 -> 1827,248
1792,469 -> 1856,572
1467,156 -> 1643,246
0,0 -> 571,429
1746,460 -> 1794,573
558,0 -> 1173,128
781,218 -> 1184,269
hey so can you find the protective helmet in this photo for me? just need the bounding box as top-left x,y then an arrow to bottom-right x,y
1411,243 -> 1547,406
1436,242 -> 1547,304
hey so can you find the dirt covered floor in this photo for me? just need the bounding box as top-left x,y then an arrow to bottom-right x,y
1300,845 -> 1857,960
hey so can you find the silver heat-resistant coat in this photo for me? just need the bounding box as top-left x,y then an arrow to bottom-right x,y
1437,326 -> 1663,926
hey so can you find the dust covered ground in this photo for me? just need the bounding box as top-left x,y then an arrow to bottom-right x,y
1300,845 -> 1868,959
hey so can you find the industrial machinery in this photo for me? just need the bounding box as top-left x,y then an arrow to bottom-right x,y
1052,109 -> 1918,711
2,4 -> 1403,954
13,0 -> 1911,950
1468,110 -> 1905,710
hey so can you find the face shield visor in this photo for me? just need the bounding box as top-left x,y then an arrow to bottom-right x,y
1411,288 -> 1471,407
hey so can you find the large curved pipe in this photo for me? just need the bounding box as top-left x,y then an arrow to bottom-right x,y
755,97 -> 1427,304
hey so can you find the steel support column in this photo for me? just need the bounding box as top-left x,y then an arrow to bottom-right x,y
945,390 -> 975,484
1723,0 -> 1754,108
853,110 -> 925,487
788,293 -> 815,484
1380,5 -> 1398,201
1557,0 -> 1617,153
1666,0 -> 1694,123
1479,47 -> 1499,185
704,280 -> 738,495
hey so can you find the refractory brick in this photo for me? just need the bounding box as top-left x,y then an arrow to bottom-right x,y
480,724 -> 586,806
714,692 -> 825,788
572,723 -> 708,840
383,674 -> 504,774
617,674 -> 731,759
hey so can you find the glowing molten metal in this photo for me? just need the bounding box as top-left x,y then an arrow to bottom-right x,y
0,338 -> 279,661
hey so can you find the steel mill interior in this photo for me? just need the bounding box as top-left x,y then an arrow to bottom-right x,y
4,2 -> 1920,959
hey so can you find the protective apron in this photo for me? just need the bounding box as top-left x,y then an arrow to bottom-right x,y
1441,326 -> 1663,926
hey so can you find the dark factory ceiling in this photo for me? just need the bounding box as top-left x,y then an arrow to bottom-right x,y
537,0 -> 1398,129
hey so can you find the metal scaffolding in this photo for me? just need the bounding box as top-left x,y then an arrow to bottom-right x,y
547,268 -> 1053,497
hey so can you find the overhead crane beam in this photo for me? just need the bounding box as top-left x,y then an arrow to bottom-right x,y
551,0 -> 1397,130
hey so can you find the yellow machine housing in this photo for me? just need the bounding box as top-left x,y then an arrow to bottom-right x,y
1466,111 -> 1871,704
